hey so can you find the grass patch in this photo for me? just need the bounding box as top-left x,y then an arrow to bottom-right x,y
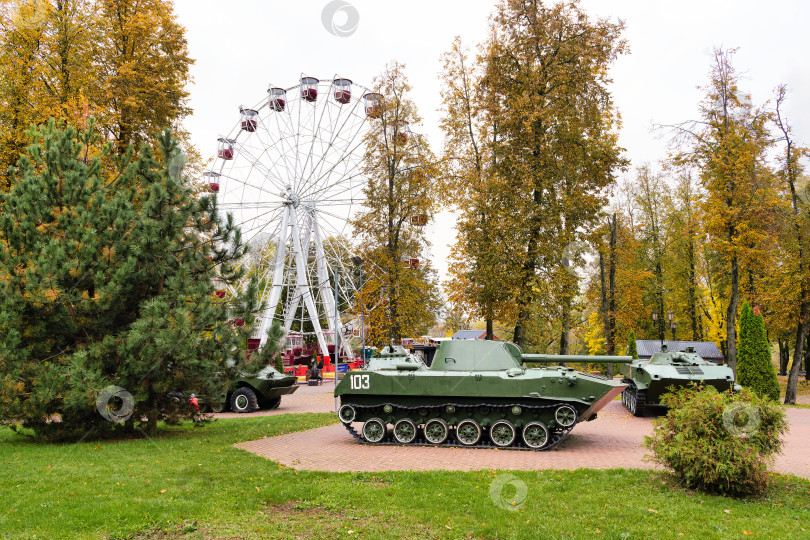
1,413 -> 808,539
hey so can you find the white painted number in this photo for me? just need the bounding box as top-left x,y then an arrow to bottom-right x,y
350,374 -> 370,390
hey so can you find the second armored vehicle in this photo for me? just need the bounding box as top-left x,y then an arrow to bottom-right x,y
209,365 -> 299,413
619,345 -> 740,416
364,345 -> 426,371
334,339 -> 630,450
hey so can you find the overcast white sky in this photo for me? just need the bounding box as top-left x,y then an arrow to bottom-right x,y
174,0 -> 810,287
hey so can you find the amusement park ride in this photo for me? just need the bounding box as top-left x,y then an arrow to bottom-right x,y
206,75 -> 397,377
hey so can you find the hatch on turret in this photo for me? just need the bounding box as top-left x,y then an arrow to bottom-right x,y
431,340 -> 522,371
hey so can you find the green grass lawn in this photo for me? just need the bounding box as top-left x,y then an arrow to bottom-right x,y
1,413 -> 808,539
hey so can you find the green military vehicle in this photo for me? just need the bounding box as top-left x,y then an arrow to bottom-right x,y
335,339 -> 630,450
364,345 -> 426,371
209,365 -> 299,413
619,344 -> 740,417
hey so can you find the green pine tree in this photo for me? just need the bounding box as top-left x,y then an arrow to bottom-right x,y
0,120 -> 271,439
737,301 -> 780,401
627,330 -> 639,359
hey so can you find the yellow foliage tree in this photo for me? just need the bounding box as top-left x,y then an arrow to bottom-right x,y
351,62 -> 441,346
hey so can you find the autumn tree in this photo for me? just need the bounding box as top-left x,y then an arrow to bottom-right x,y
439,37 -> 515,340
633,164 -> 671,341
480,0 -> 627,349
0,0 -> 194,188
351,62 -> 441,346
774,85 -> 810,403
93,0 -> 192,153
666,167 -> 706,341
666,48 -> 776,372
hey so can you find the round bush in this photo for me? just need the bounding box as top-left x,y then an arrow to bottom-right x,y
643,385 -> 787,497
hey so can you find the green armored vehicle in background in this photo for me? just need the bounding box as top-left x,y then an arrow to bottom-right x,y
365,345 -> 426,371
619,345 -> 740,416
209,365 -> 299,413
335,340 -> 630,450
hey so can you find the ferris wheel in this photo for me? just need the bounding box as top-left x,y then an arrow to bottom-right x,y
205,75 -> 383,361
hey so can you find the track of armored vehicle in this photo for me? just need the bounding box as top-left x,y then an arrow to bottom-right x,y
335,340 -> 630,451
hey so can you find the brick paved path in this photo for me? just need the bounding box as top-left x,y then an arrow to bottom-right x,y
231,383 -> 810,478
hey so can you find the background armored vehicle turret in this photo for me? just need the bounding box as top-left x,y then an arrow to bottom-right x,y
334,340 -> 630,450
619,345 -> 740,416
365,345 -> 426,371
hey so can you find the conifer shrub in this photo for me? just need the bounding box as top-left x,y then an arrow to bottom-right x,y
627,330 -> 639,359
737,301 -> 780,400
644,385 -> 787,497
0,121 -> 272,440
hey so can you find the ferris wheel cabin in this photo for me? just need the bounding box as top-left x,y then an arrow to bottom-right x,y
333,78 -> 352,104
204,171 -> 220,193
240,108 -> 259,132
363,92 -> 383,118
268,87 -> 286,111
300,76 -> 319,102
390,121 -> 410,145
217,138 -> 235,160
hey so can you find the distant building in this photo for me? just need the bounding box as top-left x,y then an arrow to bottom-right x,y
636,340 -> 724,363
451,329 -> 500,340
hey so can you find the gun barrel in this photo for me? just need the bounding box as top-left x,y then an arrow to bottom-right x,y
522,354 -> 632,364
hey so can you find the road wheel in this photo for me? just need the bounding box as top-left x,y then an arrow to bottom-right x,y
490,420 -> 517,447
423,418 -> 449,444
554,405 -> 578,428
362,418 -> 387,443
522,421 -> 549,449
231,388 -> 258,413
338,404 -> 356,423
456,419 -> 482,446
393,418 -> 417,444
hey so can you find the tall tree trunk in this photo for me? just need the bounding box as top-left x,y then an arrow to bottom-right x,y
726,253 -> 739,372
805,331 -> 810,381
687,234 -> 701,340
559,307 -> 570,355
778,339 -> 789,376
486,317 -> 493,341
785,302 -> 809,403
513,192 -> 542,349
599,249 -> 608,349
606,216 -> 617,377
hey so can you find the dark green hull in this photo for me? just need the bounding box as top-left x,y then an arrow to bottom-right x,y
335,340 -> 627,450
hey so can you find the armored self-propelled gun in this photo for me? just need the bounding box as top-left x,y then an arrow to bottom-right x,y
334,339 -> 630,450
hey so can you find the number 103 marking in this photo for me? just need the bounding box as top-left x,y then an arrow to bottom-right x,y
350,374 -> 370,390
